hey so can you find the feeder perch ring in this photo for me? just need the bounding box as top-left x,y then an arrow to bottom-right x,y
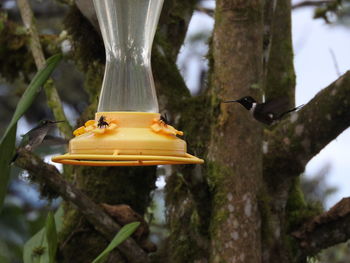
52,153 -> 203,166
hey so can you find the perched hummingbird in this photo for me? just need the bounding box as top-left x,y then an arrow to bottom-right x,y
223,96 -> 304,125
11,120 -> 64,163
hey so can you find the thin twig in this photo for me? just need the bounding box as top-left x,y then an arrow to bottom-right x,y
329,48 -> 341,77
196,6 -> 214,17
15,149 -> 150,263
16,0 -> 73,139
292,0 -> 333,9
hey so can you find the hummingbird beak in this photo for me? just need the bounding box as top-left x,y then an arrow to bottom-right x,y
53,120 -> 65,124
222,100 -> 239,103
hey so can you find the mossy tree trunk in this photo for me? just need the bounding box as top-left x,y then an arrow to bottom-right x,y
208,0 -> 263,262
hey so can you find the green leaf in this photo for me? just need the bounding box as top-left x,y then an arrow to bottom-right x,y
92,222 -> 140,263
0,124 -> 16,208
0,54 -> 62,210
23,229 -> 48,263
0,239 -> 12,263
6,54 -> 63,135
45,212 -> 57,263
23,207 -> 63,263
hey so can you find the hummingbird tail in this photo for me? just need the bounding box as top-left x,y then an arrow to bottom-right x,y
10,152 -> 19,164
279,104 -> 305,119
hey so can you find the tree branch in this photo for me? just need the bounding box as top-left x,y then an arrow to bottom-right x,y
15,149 -> 149,263
292,197 -> 350,256
265,71 -> 350,180
17,0 -> 73,139
195,6 -> 214,17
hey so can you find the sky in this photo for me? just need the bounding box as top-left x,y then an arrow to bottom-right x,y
177,1 -> 350,208
293,7 -> 350,207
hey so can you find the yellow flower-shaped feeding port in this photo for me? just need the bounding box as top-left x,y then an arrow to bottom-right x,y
150,118 -> 183,137
73,118 -> 118,137
52,112 -> 204,166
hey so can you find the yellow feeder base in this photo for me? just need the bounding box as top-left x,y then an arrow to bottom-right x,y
52,112 -> 204,166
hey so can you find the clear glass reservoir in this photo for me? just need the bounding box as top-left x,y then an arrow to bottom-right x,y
93,0 -> 164,112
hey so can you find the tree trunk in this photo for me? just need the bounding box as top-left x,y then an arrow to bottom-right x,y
208,0 -> 263,262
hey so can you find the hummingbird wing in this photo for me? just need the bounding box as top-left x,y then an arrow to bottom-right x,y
261,97 -> 290,114
41,135 -> 68,146
21,126 -> 51,150
253,97 -> 290,125
26,132 -> 48,150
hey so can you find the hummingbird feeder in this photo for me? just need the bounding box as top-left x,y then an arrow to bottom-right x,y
52,0 -> 203,166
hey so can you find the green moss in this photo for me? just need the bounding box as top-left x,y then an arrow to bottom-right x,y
84,63 -> 103,102
76,166 -> 157,213
61,229 -> 109,263
58,203 -> 109,263
284,178 -> 322,258
263,127 -> 304,183
165,170 -> 211,262
58,202 -> 81,244
212,208 -> 229,228
75,62 -> 104,126
151,43 -> 190,112
264,0 -> 295,101
206,161 -> 232,236
257,189 -> 273,244
165,172 -> 188,210
190,210 -> 200,230
169,232 -> 207,263
60,165 -> 157,261
207,161 -> 230,192
178,95 -> 216,155
0,13 -> 35,81
166,202 -> 209,263
158,0 -> 198,59
21,155 -> 60,200
287,178 -> 306,211
286,178 -> 321,228
63,6 -> 104,72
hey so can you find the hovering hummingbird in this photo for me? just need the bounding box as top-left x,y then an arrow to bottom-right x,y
223,96 -> 304,125
18,120 -> 64,151
11,120 -> 64,163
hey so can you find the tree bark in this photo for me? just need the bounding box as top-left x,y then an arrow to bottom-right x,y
293,197 -> 350,258
209,1 -> 264,262
261,1 -> 298,262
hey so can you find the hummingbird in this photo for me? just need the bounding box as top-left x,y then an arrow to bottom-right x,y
223,96 -> 304,125
11,120 -> 64,163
